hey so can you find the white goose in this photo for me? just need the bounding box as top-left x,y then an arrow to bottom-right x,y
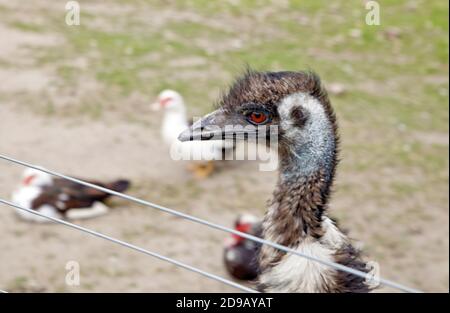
153,90 -> 234,178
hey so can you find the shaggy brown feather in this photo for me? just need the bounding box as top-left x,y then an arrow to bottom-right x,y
217,69 -> 370,293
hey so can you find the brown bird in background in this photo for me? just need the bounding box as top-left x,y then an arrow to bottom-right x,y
224,214 -> 262,281
12,168 -> 130,223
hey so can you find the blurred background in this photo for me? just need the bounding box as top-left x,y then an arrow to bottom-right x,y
0,0 -> 448,292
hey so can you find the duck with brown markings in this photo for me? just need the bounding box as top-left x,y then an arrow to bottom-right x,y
12,168 -> 131,223
179,70 -> 372,293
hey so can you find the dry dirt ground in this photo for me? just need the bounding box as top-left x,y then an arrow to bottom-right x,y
0,0 -> 448,292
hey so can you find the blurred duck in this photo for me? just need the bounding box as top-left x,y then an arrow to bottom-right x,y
11,168 -> 130,223
152,90 -> 234,178
224,214 -> 262,281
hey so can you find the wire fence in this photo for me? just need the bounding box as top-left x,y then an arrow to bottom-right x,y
0,198 -> 257,293
0,153 -> 422,293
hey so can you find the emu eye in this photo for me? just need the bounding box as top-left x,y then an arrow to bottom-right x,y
247,111 -> 269,125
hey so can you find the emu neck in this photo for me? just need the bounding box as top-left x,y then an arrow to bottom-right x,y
261,94 -> 338,268
271,144 -> 337,238
260,144 -> 337,275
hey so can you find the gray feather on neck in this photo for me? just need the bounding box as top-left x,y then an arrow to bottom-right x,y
278,92 -> 336,181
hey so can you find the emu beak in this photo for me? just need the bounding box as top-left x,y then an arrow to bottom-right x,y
178,109 -> 266,142
178,109 -> 227,142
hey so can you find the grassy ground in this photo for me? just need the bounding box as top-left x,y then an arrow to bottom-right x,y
0,0 -> 448,292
